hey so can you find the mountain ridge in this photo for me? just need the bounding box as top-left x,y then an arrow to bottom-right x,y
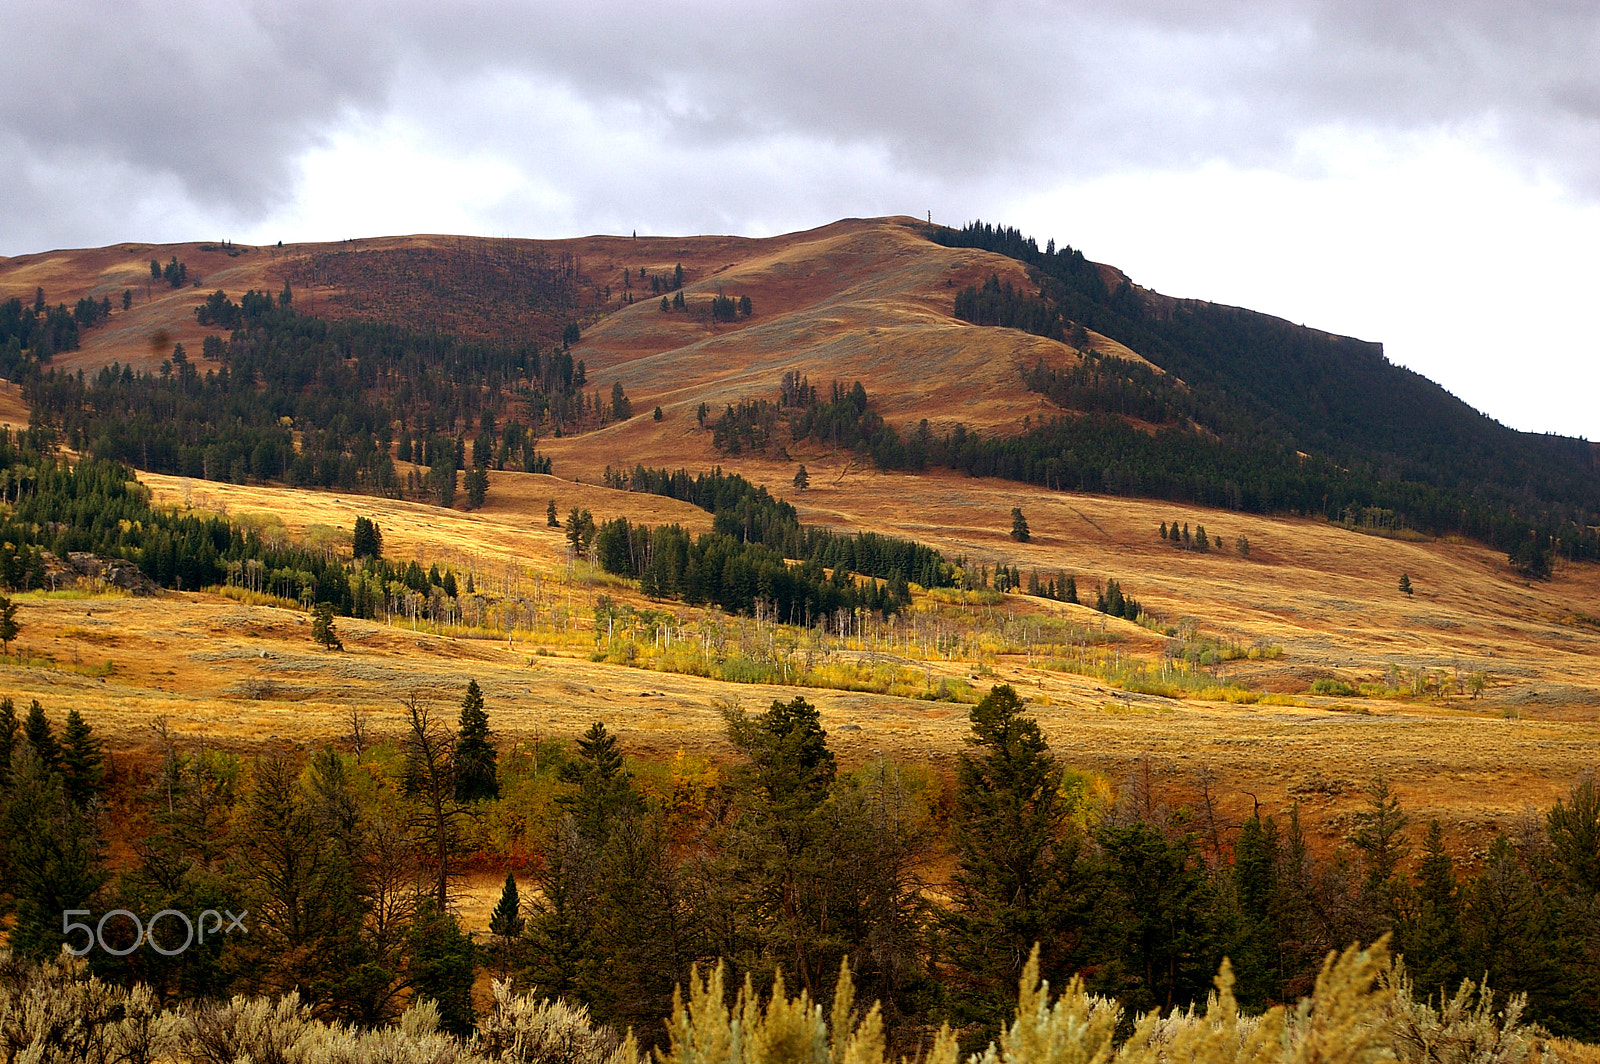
1,216 -> 1595,565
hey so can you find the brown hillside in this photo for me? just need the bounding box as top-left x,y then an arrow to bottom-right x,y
0,218 -> 1148,431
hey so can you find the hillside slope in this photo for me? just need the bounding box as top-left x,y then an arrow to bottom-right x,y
3,217 -> 1596,558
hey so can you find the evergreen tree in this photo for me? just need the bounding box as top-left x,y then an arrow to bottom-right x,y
1401,819 -> 1463,997
488,870 -> 524,977
1093,817 -> 1218,1015
453,680 -> 498,802
610,380 -> 632,420
0,697 -> 15,787
1159,521 -> 1168,540
407,898 -> 478,1037
0,596 -> 19,654
1399,573 -> 1414,596
558,721 -> 641,841
23,700 -> 59,769
352,516 -> 383,560
1010,506 -> 1030,542
565,508 -> 596,556
311,602 -> 342,650
547,498 -> 559,527
653,406 -> 663,421
0,740 -> 105,959
464,465 -> 489,509
793,464 -> 809,491
942,684 -> 1084,1034
1351,775 -> 1409,935
60,709 -> 103,806
523,824 -> 593,1000
1231,808 -> 1282,1006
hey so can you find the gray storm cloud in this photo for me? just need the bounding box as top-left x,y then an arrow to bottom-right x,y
2,0 -> 1598,250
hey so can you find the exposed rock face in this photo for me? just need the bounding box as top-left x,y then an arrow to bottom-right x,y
59,552 -> 161,596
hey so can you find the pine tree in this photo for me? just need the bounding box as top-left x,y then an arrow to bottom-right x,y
311,602 -> 342,650
942,685 -> 1082,1033
1010,506 -> 1030,542
1401,819 -> 1463,997
23,700 -> 59,769
1231,809 -> 1283,1006
0,740 -> 105,959
793,464 -> 809,491
1351,774 -> 1410,934
0,596 -> 19,654
1399,573 -> 1414,596
60,710 -> 103,806
1064,575 -> 1078,604
524,826 -> 593,1000
547,498 -> 559,527
407,899 -> 478,1037
464,465 -> 488,509
488,871 -> 524,977
0,697 -> 16,787
453,680 -> 498,802
610,380 -> 632,420
1159,521 -> 1168,540
558,721 -> 640,841
352,516 -> 383,559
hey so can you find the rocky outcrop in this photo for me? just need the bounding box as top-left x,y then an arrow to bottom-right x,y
57,552 -> 161,596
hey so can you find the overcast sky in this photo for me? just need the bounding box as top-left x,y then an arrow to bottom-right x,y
4,1 -> 1597,438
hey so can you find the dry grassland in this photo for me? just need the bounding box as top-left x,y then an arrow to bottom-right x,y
2,218 -> 1596,855
0,463 -> 1592,858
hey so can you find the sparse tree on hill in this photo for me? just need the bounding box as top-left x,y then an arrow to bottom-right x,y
352,516 -> 383,560
1159,521 -> 1168,540
311,602 -> 342,650
653,406 -> 662,421
464,465 -> 489,510
1236,534 -> 1250,556
565,508 -> 595,557
546,498 -> 559,527
610,380 -> 632,420
1010,507 -> 1030,542
121,289 -> 131,311
1399,573 -> 1414,596
0,596 -> 18,655
793,464 -> 809,491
